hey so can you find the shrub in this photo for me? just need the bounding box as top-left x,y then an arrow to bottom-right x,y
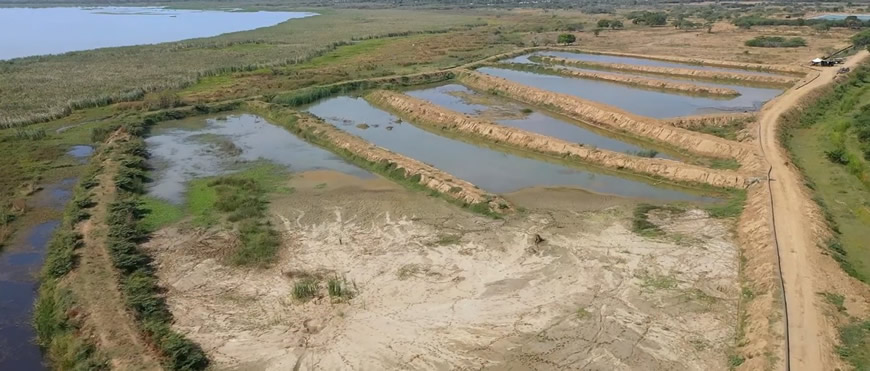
557,33 -> 576,45
293,279 -> 319,300
745,36 -> 807,48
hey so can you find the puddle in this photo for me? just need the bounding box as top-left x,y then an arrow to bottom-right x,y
405,84 -> 674,159
29,178 -> 76,210
67,145 -> 94,162
307,96 -> 718,202
507,51 -> 785,76
478,66 -> 782,118
146,113 -> 371,204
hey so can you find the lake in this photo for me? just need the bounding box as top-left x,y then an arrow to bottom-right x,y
0,7 -> 314,60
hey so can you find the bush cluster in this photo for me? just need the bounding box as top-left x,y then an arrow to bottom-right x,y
744,36 -> 807,48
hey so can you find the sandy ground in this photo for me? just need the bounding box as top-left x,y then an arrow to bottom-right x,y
757,50 -> 870,371
145,170 -> 739,370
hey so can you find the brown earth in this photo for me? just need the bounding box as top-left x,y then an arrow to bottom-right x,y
456,70 -> 762,171
491,63 -> 741,96
756,50 -> 870,371
246,101 -> 511,213
536,56 -> 801,87
664,112 -> 756,131
366,89 -> 747,189
64,130 -> 162,370
146,170 -> 740,371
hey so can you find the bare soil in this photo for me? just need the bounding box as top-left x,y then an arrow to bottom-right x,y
66,132 -> 162,370
145,170 -> 739,370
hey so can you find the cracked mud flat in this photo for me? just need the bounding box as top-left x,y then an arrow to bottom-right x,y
145,171 -> 738,370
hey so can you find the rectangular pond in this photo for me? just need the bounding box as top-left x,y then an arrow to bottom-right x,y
507,51 -> 786,76
405,83 -> 676,159
307,96 -> 718,202
477,66 -> 782,118
146,113 -> 371,204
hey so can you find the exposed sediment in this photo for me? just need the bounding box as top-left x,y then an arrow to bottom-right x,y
457,70 -> 761,171
543,48 -> 808,76
665,112 -> 756,130
366,89 -> 747,189
735,185 -> 787,371
491,63 -> 741,97
534,56 -> 800,86
246,101 -> 511,213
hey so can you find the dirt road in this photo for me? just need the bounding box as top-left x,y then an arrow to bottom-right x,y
757,50 -> 869,371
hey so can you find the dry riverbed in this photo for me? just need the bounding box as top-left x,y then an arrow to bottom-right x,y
145,170 -> 739,370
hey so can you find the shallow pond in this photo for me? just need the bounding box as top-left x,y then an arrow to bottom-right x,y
307,96 -> 717,202
478,67 -> 782,118
0,7 -> 314,60
507,51 -> 785,76
67,145 -> 95,163
811,14 -> 870,20
146,113 -> 370,204
0,175 -> 80,370
405,84 -> 674,159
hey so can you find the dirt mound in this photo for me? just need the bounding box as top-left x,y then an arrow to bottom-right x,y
734,185 -> 786,371
664,112 -> 756,130
536,56 -> 799,86
457,70 -> 761,172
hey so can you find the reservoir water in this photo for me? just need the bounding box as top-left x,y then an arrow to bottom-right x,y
308,96 -> 717,202
478,67 -> 782,118
405,84 -> 676,159
0,7 -> 314,60
508,51 -> 786,76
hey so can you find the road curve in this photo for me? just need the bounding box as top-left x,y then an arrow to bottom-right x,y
757,50 -> 869,371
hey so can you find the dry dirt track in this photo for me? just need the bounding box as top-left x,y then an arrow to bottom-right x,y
758,50 -> 869,371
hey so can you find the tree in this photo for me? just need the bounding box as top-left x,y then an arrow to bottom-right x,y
610,20 -> 624,29
852,29 -> 870,47
557,33 -> 576,45
597,19 -> 611,28
845,15 -> 862,29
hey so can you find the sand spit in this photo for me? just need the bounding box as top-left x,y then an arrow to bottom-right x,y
535,56 -> 800,86
494,63 -> 741,96
457,70 -> 761,171
247,102 -> 510,213
366,89 -> 746,189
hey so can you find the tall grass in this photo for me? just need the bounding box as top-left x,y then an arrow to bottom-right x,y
0,9 -> 484,128
35,149 -> 107,369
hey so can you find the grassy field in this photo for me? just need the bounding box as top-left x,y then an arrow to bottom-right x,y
785,65 -> 870,283
0,8 -> 487,127
782,63 -> 870,370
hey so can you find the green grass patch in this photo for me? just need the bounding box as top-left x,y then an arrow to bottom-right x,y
139,196 -> 184,231
293,278 -> 319,301
704,190 -> 746,219
631,203 -> 685,237
306,38 -> 392,68
780,64 -> 870,284
820,292 -> 847,312
837,320 -> 870,370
